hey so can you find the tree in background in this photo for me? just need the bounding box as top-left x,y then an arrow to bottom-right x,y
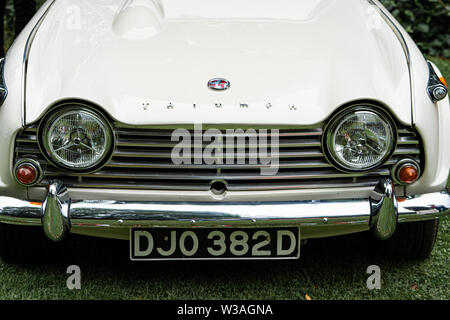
1,0 -> 36,56
380,0 -> 449,58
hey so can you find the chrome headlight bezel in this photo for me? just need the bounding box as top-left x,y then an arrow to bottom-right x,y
38,103 -> 114,173
323,105 -> 397,172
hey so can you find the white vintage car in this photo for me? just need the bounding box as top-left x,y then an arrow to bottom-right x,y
0,0 -> 449,262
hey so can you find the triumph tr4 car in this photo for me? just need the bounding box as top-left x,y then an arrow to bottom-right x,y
0,0 -> 449,262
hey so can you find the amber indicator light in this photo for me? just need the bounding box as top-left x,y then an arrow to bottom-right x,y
398,165 -> 419,184
16,165 -> 37,185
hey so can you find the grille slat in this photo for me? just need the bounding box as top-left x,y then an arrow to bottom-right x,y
37,178 -> 382,191
393,147 -> 421,155
114,148 -> 325,159
116,129 -> 323,138
14,123 -> 423,191
16,135 -> 38,143
105,159 -> 332,170
116,138 -> 322,149
397,137 -> 420,145
45,168 -> 387,181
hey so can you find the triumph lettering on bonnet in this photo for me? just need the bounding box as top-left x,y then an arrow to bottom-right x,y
140,102 -> 300,110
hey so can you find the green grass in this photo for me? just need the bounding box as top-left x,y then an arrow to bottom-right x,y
0,216 -> 448,300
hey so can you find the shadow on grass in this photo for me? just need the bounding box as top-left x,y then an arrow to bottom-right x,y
3,230 -> 436,300
18,231 -> 417,278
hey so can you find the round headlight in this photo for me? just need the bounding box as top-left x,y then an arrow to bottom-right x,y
40,107 -> 113,171
325,107 -> 396,171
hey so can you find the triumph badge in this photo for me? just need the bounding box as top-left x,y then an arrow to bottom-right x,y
208,78 -> 230,91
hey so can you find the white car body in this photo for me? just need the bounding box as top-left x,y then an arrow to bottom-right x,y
0,0 -> 448,261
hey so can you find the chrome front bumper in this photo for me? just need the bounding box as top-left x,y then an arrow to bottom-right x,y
0,180 -> 449,242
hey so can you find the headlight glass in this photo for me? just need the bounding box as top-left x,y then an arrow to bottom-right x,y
41,108 -> 113,170
326,108 -> 395,171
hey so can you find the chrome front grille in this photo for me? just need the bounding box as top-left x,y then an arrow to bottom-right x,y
15,124 -> 422,191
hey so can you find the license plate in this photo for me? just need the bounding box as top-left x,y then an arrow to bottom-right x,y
130,227 -> 300,260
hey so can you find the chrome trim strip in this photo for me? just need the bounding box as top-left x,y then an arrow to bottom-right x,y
21,0 -> 57,127
115,129 -> 323,138
46,168 -> 391,181
368,0 -> 415,124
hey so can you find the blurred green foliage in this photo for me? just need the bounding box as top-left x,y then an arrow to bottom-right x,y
2,0 -> 450,57
3,1 -> 15,50
380,0 -> 450,58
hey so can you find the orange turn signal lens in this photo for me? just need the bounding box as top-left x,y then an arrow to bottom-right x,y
440,77 -> 447,88
14,159 -> 42,186
398,165 -> 419,184
16,165 -> 37,185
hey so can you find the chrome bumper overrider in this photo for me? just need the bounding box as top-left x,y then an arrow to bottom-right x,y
0,180 -> 449,242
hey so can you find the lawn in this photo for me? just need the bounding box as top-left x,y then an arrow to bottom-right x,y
0,2 -> 449,301
0,216 -> 448,300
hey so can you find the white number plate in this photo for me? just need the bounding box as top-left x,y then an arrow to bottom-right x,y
130,228 -> 300,260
